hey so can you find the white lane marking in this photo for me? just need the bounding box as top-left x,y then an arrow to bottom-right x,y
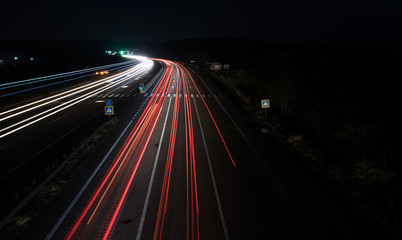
192,96 -> 230,240
136,97 -> 172,240
49,114 -> 66,124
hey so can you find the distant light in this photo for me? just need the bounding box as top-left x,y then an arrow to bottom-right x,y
120,51 -> 124,55
122,55 -> 148,62
30,57 -> 34,61
14,56 -> 18,60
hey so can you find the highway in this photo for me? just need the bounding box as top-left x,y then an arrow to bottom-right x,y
2,57 -> 385,239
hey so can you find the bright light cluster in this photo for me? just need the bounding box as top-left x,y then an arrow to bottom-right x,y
95,70 -> 109,75
122,54 -> 150,62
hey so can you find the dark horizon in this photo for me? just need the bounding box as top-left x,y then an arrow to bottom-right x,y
2,0 -> 402,43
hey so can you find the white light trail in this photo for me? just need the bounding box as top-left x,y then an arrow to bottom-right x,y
0,56 -> 154,139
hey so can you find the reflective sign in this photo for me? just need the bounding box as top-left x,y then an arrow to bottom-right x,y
261,99 -> 270,108
105,99 -> 113,106
105,106 -> 114,115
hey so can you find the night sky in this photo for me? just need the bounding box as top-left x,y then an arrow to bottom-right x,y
1,0 -> 402,42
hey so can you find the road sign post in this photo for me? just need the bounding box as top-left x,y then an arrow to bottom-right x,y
261,99 -> 270,118
105,99 -> 113,106
105,99 -> 114,116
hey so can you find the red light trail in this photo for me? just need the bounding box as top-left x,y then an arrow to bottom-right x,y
181,64 -> 236,167
63,59 -> 234,240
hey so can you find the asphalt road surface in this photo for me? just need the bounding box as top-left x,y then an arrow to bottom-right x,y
3,58 -> 388,239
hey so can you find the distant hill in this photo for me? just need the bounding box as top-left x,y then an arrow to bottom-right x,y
1,39 -> 401,82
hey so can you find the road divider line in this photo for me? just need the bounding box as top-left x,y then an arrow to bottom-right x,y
136,97 -> 172,240
192,96 -> 229,240
182,66 -> 235,167
49,114 -> 66,124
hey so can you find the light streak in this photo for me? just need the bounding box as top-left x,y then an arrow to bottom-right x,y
0,57 -> 153,139
0,60 -> 138,89
152,61 -> 202,240
191,96 -> 230,240
136,96 -> 172,240
153,61 -> 181,240
182,67 -> 199,240
0,57 -> 151,119
181,64 -> 236,167
100,93 -> 166,240
0,62 -> 139,97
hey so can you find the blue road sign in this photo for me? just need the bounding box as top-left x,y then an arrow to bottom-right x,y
105,106 -> 114,115
261,99 -> 270,108
105,99 -> 113,106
